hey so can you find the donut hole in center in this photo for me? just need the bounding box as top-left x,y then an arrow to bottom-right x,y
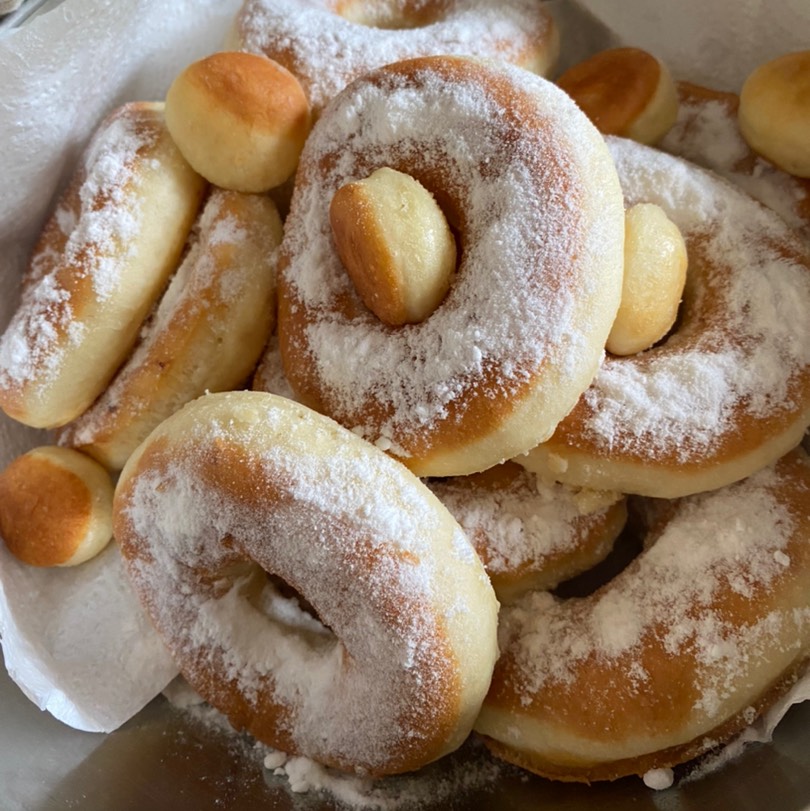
332,0 -> 450,30
240,567 -> 336,642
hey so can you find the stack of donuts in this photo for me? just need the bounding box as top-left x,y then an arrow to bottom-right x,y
1,0 -> 809,794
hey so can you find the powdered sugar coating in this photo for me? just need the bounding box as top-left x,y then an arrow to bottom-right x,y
275,56 -> 625,476
428,465 -> 624,599
531,137 -> 810,490
478,451 -> 810,778
0,111 -> 156,392
660,88 -> 810,245
232,0 -> 558,113
592,139 -> 810,456
115,391 -> 498,776
58,188 -> 282,469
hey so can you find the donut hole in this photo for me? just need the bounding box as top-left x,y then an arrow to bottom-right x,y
332,0 -> 449,30
552,519 -> 643,599
245,569 -> 336,640
329,166 -> 459,326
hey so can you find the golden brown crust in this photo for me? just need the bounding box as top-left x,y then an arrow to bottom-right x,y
477,450 -> 810,781
58,189 -> 283,470
738,51 -> 810,178
0,102 -> 207,429
0,446 -> 113,567
165,52 -> 311,192
557,47 -> 678,144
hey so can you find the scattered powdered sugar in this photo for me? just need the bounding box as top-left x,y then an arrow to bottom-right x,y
0,107 -> 156,390
429,466 -> 619,577
165,674 -> 506,810
280,59 -> 621,456
576,139 -> 810,461
499,460 -> 809,720
643,767 -> 675,790
661,96 -> 810,243
235,0 -> 554,112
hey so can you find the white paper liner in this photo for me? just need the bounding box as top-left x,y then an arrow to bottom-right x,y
570,0 -> 810,90
0,542 -> 177,731
0,0 -> 805,780
0,0 -> 241,733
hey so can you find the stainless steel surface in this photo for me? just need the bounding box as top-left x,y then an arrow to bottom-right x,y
3,658 -> 809,811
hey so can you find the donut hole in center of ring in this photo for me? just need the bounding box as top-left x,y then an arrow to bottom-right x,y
331,0 -> 450,30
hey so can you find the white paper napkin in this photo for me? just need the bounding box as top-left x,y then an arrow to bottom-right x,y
0,0 -> 241,732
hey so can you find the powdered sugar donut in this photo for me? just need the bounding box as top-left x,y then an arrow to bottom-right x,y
272,56 -> 626,477
477,449 -> 810,782
428,463 -> 626,603
228,0 -> 559,115
0,102 -> 206,429
58,189 -> 283,470
661,81 -> 810,245
520,137 -> 810,498
113,390 -> 499,776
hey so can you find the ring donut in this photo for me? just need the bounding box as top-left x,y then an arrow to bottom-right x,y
427,462 -> 627,603
661,81 -> 810,245
0,102 -> 206,429
519,137 -> 810,498
113,390 -> 499,776
272,55 -> 626,478
58,189 -> 283,470
476,449 -> 810,782
228,0 -> 560,115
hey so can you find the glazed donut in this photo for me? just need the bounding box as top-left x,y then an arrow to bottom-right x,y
519,137 -> 810,499
0,446 -> 114,567
660,81 -> 810,245
557,47 -> 679,145
113,390 -> 499,776
227,0 -> 560,115
165,51 -> 312,193
57,189 -> 283,471
272,56 -> 626,478
427,462 -> 627,603
0,102 -> 206,429
476,449 -> 810,782
738,51 -> 810,179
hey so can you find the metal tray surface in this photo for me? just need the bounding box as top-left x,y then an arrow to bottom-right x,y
3,657 -> 810,811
